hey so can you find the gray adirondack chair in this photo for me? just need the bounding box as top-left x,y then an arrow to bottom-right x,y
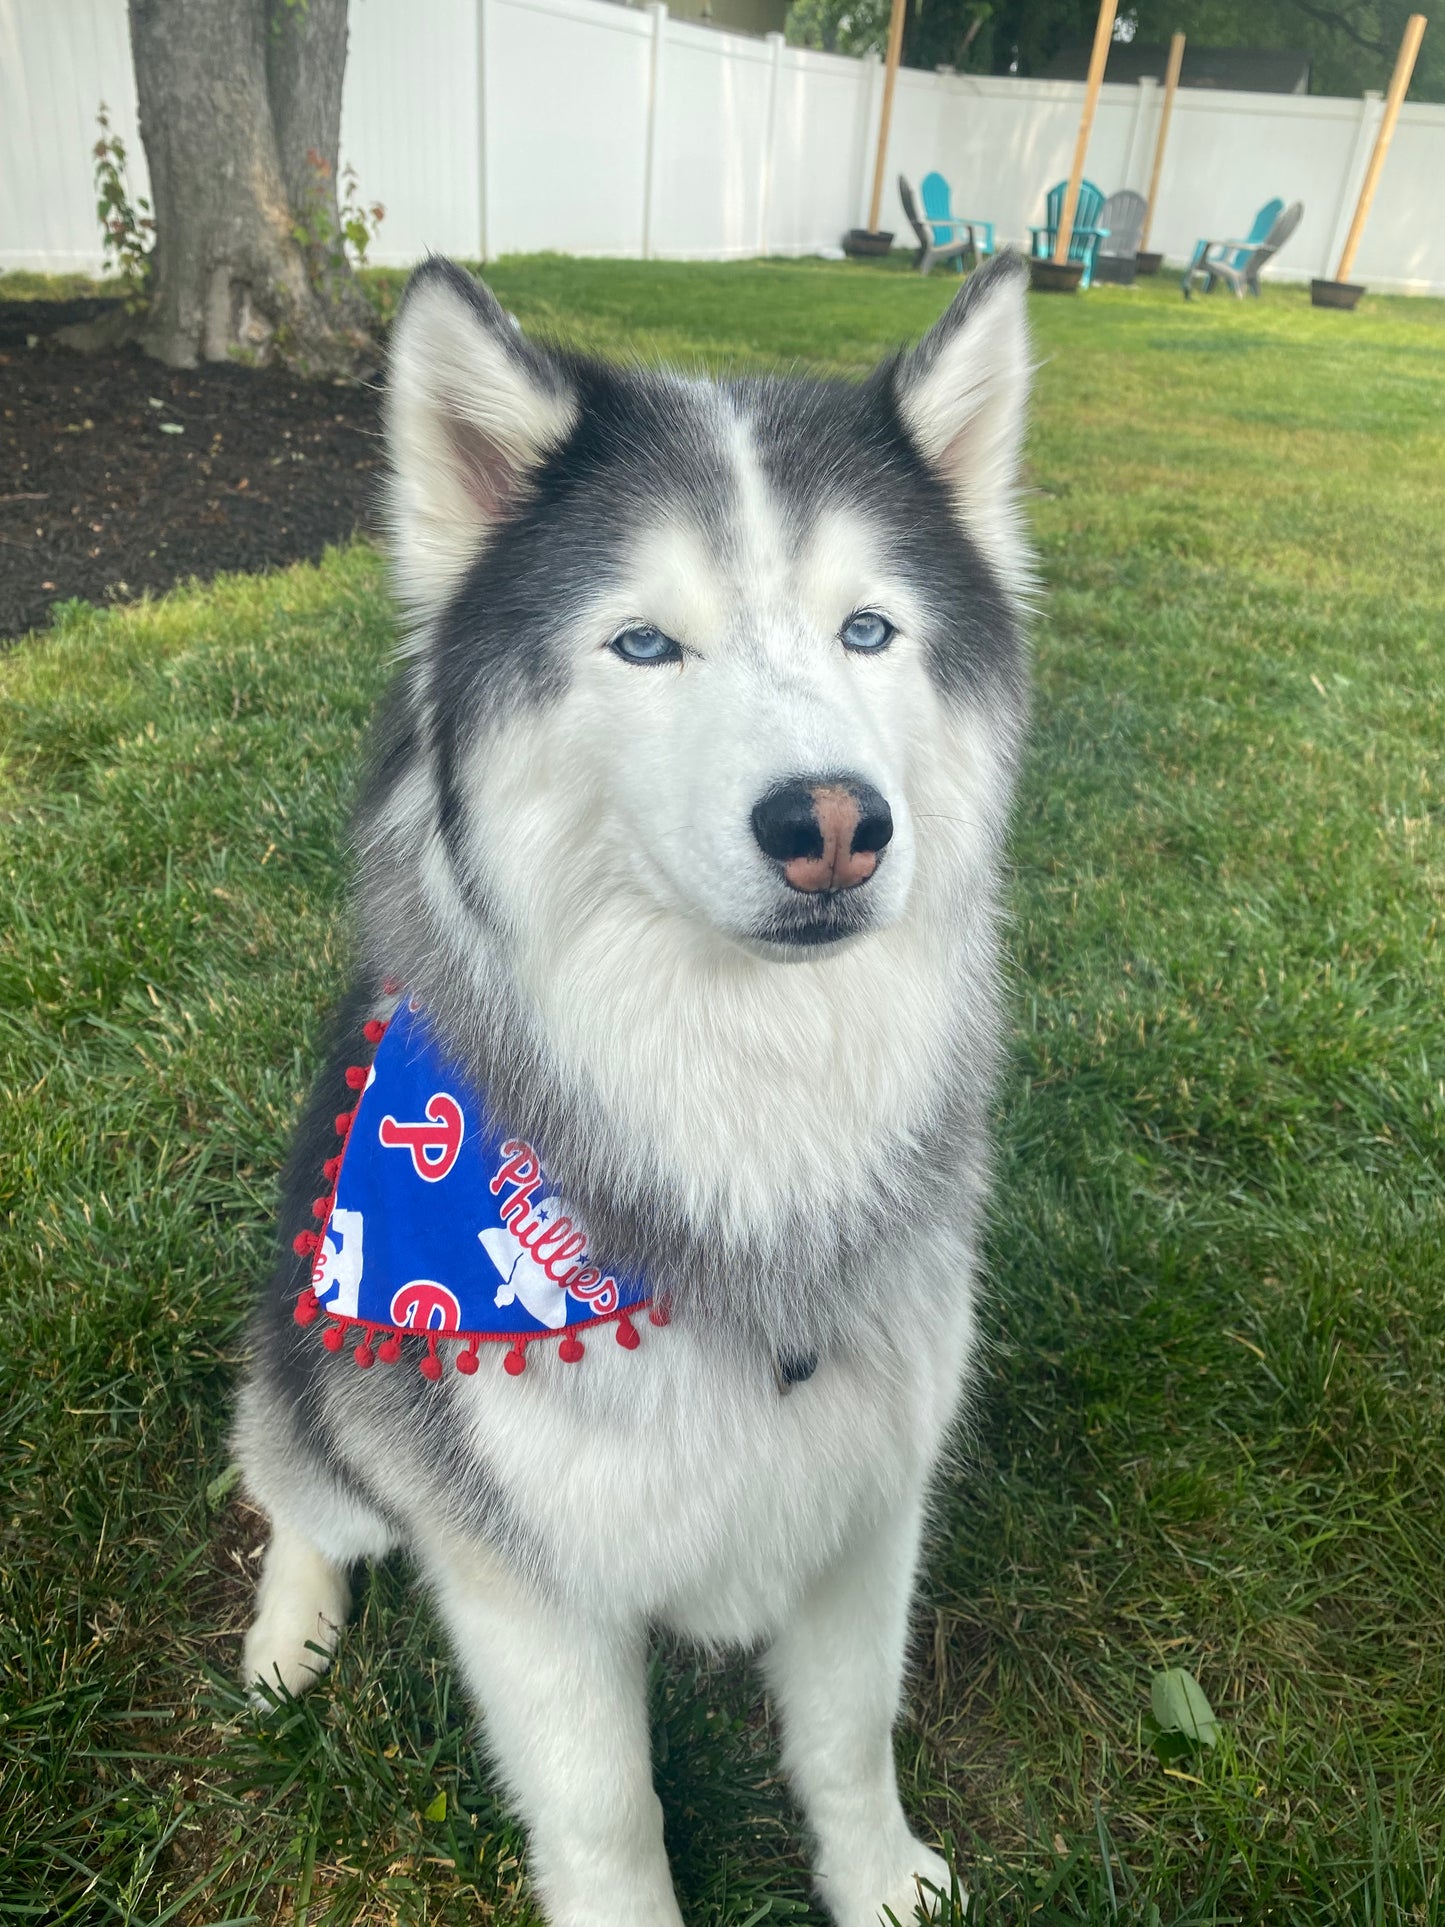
1184,198 -> 1281,294
1093,190 -> 1148,284
1184,200 -> 1303,298
898,175 -> 982,276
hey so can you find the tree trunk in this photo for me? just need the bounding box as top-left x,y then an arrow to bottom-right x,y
266,0 -> 374,338
125,0 -> 376,375
268,0 -> 346,213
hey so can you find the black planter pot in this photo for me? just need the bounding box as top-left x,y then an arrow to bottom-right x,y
843,229 -> 894,259
1093,255 -> 1137,286
1310,277 -> 1364,310
1029,258 -> 1084,294
1135,250 -> 1164,275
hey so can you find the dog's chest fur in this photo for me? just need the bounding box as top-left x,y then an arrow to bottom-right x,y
401,1276 -> 976,1642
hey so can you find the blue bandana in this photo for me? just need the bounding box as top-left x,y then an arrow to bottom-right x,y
292,999 -> 658,1378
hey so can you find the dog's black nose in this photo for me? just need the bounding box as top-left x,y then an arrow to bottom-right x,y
751,777 -> 893,893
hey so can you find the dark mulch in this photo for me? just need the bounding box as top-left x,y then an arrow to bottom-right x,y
1,300 -> 383,643
0,297 -> 127,350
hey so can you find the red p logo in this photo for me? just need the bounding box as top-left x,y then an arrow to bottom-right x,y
379,1092 -> 464,1181
390,1279 -> 463,1333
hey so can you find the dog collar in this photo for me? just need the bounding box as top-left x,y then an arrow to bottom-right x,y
291,998 -> 662,1378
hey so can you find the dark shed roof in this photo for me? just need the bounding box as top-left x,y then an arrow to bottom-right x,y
1041,43 -> 1313,94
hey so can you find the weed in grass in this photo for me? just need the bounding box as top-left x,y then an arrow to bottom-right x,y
2,263 -> 1443,1924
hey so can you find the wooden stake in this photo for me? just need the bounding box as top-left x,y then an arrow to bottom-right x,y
866,0 -> 909,234
1139,31 -> 1185,254
1054,0 -> 1118,264
1334,13 -> 1427,282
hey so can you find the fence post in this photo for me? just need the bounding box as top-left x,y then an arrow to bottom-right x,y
642,1 -> 668,259
1125,75 -> 1156,191
758,30 -> 785,256
1323,89 -> 1383,279
855,49 -> 882,229
475,0 -> 493,261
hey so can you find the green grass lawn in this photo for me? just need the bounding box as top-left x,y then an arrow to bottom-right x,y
2,260 -> 1443,1925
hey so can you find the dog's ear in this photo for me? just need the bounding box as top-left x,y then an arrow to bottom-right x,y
892,253 -> 1032,588
385,258 -> 578,616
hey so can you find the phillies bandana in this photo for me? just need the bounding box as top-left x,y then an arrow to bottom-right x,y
292,998 -> 660,1378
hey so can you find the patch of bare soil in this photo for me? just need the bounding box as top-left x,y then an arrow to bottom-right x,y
1,301 -> 383,642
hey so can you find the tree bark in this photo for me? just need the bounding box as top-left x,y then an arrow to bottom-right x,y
124,0 -> 377,375
265,0 -> 374,337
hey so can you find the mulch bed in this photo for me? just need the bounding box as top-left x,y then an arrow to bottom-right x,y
1,298 -> 383,644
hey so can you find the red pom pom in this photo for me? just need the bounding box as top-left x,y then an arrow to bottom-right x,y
382,976 -> 401,996
419,1351 -> 443,1382
456,1344 -> 479,1375
377,1334 -> 402,1364
648,1299 -> 671,1327
559,1333 -> 584,1364
293,1229 -> 320,1258
293,1289 -> 320,1328
344,1065 -> 367,1091
503,1341 -> 527,1377
322,1156 -> 342,1184
615,1314 -> 640,1351
312,1195 -> 331,1220
354,1341 -> 376,1369
363,1018 -> 387,1045
322,1322 -> 346,1353
334,1110 -> 355,1137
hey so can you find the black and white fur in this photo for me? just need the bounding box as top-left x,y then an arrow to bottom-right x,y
235,254 -> 1033,1927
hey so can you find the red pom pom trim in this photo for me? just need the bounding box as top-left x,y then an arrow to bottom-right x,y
363,1018 -> 388,1045
293,1229 -> 321,1259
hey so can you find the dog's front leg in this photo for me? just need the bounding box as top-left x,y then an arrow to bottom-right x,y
762,1499 -> 953,1927
428,1546 -> 682,1927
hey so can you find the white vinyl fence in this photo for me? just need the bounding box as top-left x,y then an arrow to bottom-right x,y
4,0 -> 1444,293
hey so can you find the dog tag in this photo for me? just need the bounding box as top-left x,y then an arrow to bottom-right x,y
773,1351 -> 818,1396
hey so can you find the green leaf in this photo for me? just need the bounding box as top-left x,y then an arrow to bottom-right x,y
1150,1668 -> 1220,1747
1145,1720 -> 1196,1766
423,1790 -> 447,1823
206,1462 -> 242,1507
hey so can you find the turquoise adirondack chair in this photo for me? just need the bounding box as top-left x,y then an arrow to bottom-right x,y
1029,179 -> 1110,287
920,171 -> 996,264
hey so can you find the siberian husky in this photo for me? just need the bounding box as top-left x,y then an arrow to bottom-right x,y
234,253 -> 1033,1927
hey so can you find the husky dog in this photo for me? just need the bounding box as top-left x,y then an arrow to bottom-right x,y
235,253 -> 1032,1927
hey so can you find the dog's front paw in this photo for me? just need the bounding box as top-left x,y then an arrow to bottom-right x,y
822,1838 -> 960,1927
876,1841 -> 957,1923
243,1523 -> 351,1704
244,1605 -> 344,1704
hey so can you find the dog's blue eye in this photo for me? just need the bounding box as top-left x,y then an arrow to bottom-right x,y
841,611 -> 894,654
611,624 -> 681,665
